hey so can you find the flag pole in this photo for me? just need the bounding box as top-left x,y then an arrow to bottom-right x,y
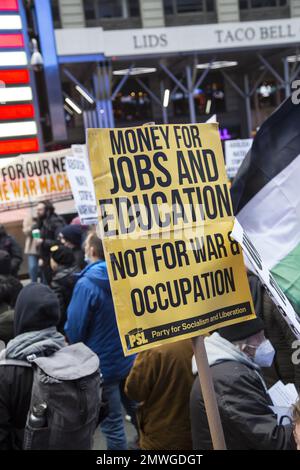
192,336 -> 226,450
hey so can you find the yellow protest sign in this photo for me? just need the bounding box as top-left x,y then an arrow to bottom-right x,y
88,123 -> 255,355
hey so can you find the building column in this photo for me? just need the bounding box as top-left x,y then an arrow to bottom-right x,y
58,0 -> 85,28
139,0 -> 165,28
290,0 -> 300,17
216,0 -> 240,23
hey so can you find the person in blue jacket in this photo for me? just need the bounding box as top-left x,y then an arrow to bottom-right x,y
65,231 -> 137,450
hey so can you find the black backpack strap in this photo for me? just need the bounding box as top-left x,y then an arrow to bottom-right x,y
0,359 -> 32,368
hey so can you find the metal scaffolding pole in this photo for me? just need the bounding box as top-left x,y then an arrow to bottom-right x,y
186,65 -> 196,123
244,75 -> 252,138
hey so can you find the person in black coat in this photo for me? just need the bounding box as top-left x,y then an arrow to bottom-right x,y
50,244 -> 79,332
190,317 -> 295,450
34,201 -> 66,284
0,283 -> 65,449
0,225 -> 23,277
58,224 -> 86,270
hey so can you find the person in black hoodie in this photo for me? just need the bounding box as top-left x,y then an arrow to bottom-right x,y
50,244 -> 79,331
0,283 -> 66,449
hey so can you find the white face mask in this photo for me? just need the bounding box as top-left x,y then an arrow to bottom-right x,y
241,339 -> 275,367
84,254 -> 92,264
253,339 -> 275,367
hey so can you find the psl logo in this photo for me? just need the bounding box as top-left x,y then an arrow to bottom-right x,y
126,329 -> 149,349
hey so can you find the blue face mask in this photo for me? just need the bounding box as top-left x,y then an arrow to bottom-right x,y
253,339 -> 275,368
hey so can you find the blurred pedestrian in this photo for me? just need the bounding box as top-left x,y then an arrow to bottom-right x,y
125,339 -> 194,450
59,224 -> 86,270
34,201 -> 65,285
0,273 -> 22,344
23,212 -> 39,282
0,225 -> 22,277
190,318 -> 295,450
50,244 -> 79,332
65,232 -> 136,450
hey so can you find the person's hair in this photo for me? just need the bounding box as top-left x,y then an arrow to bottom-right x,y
0,275 -> 23,307
86,232 -> 105,260
293,399 -> 300,425
39,200 -> 54,215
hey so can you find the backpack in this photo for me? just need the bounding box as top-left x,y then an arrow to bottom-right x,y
0,342 -> 102,450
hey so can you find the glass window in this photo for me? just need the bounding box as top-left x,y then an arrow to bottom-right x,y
84,0 -> 96,20
176,0 -> 204,13
128,0 -> 140,17
239,0 -> 286,7
84,0 -> 140,20
97,0 -> 123,18
164,0 -> 215,14
51,0 -> 61,26
206,0 -> 215,12
164,0 -> 175,15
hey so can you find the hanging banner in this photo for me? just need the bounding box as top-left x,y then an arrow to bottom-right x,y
65,145 -> 98,225
225,138 -> 253,179
88,124 -> 256,355
0,148 -> 72,212
232,218 -> 300,339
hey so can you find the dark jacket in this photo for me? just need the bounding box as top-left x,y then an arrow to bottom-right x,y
65,261 -> 135,382
0,361 -> 33,449
37,213 -> 65,261
190,334 -> 294,450
125,340 -> 194,450
0,303 -> 14,344
0,234 -> 22,276
51,265 -> 79,331
73,248 -> 86,271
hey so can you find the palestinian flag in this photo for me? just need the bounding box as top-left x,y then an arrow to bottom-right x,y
231,97 -> 300,314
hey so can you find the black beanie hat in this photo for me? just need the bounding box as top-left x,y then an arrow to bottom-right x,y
0,250 -> 11,275
50,244 -> 74,266
218,316 -> 265,343
14,283 -> 60,336
60,225 -> 82,247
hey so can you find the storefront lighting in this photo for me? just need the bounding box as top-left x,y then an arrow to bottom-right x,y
75,85 -> 94,104
163,89 -> 170,108
196,61 -> 238,70
64,104 -> 74,116
0,15 -> 21,29
0,120 -> 37,138
0,86 -> 32,102
0,51 -> 27,66
205,99 -> 212,114
64,97 -> 82,115
286,55 -> 300,63
113,67 -> 157,76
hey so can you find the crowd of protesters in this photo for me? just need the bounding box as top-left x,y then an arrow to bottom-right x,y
0,200 -> 300,451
